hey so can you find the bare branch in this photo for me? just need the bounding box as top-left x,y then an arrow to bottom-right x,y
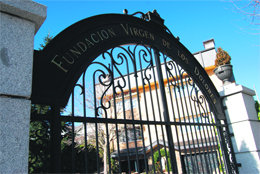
231,0 -> 260,25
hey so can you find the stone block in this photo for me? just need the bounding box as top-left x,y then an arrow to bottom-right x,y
0,0 -> 47,33
0,0 -> 46,97
220,84 -> 258,124
219,83 -> 255,97
228,120 -> 260,153
236,151 -> 260,174
0,12 -> 35,97
0,97 -> 31,173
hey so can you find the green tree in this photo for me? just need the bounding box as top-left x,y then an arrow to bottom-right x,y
29,34 -> 53,173
153,148 -> 172,173
29,106 -> 98,173
28,105 -> 51,173
29,34 -> 98,173
60,143 -> 98,173
111,158 -> 119,173
39,33 -> 53,50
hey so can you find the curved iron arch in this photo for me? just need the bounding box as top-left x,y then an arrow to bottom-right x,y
32,12 -> 225,119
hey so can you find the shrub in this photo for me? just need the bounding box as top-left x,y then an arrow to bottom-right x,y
215,47 -> 231,67
153,148 -> 172,172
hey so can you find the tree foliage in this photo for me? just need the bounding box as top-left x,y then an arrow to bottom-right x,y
153,148 -> 172,172
28,120 -> 51,173
29,105 -> 51,173
29,107 -> 98,173
29,34 -> 98,173
60,143 -> 98,173
215,47 -> 231,67
39,33 -> 53,50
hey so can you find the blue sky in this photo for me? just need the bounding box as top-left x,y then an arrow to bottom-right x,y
34,0 -> 260,100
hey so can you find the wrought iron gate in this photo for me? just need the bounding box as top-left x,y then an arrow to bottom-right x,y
30,11 -> 238,174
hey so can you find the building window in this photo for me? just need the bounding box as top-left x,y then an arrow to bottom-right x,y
116,98 -> 138,113
119,127 -> 142,142
194,117 -> 202,130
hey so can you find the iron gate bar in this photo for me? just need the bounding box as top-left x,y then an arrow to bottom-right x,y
153,48 -> 178,173
139,47 -> 161,173
192,87 -> 212,173
174,65 -> 194,174
50,106 -> 61,172
192,86 -> 211,173
198,108 -> 212,173
204,99 -> 216,173
203,98 -> 221,173
150,57 -> 171,173
175,63 -> 201,173
209,112 -> 226,173
71,90 -> 76,172
92,72 -> 98,173
122,51 -> 140,173
164,59 -> 186,173
196,82 -> 220,172
174,76 -> 195,173
182,74 -> 202,173
31,114 -> 224,127
82,71 -> 89,173
187,84 -> 202,172
221,95 -> 240,173
106,120 -> 112,174
111,56 -> 122,174
183,71 -> 211,174
153,68 -> 170,173
216,119 -> 231,172
138,46 -> 164,173
133,46 -> 150,174
148,51 -> 166,173
121,91 -> 132,173
223,119 -> 239,173
163,57 -> 223,173
136,45 -> 158,173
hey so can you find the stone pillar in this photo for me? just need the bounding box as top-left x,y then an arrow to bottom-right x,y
219,83 -> 260,173
0,1 -> 46,173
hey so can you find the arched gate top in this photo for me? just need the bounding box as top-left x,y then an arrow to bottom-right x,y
32,11 -> 225,119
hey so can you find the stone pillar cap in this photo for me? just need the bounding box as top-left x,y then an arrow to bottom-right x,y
0,0 -> 47,34
218,83 -> 256,97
